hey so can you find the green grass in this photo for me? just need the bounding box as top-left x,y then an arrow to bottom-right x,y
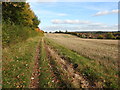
48,57 -> 70,88
39,39 -> 58,88
49,57 -> 74,88
45,38 -> 119,88
2,21 -> 43,48
3,36 -> 41,88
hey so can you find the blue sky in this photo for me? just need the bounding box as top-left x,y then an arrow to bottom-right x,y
29,2 -> 118,32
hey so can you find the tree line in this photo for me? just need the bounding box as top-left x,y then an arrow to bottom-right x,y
2,2 -> 43,47
54,30 -> 120,39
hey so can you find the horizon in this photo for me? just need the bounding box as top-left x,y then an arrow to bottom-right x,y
44,29 -> 119,33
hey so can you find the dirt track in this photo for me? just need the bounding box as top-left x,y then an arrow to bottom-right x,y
29,38 -> 101,88
44,40 -> 95,88
29,39 -> 41,88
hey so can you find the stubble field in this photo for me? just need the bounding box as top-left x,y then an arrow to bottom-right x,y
45,33 -> 119,88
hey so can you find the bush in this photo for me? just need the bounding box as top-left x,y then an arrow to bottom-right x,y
81,34 -> 86,38
97,35 -> 104,39
116,36 -> 120,39
2,21 -> 42,47
106,33 -> 115,39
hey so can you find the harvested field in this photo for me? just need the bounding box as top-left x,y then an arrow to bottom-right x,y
45,33 -> 119,88
45,44 -> 91,88
45,34 -> 118,70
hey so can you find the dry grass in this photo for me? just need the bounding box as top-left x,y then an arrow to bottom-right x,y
45,33 -> 118,74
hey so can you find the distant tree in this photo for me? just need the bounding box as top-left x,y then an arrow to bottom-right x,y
55,31 -> 58,33
97,35 -> 104,39
116,36 -> 120,39
106,33 -> 115,39
59,30 -> 62,33
65,30 -> 68,34
96,31 -> 103,34
81,34 -> 86,38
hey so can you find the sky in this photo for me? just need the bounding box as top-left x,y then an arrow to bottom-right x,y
28,1 -> 119,32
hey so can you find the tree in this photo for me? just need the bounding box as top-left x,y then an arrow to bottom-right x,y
2,2 -> 40,27
116,36 -> 120,39
97,35 -> 104,39
32,15 -> 40,28
2,2 -> 42,47
65,30 -> 68,34
106,33 -> 115,39
2,2 -> 26,24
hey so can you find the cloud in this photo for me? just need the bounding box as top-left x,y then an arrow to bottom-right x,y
42,24 -> 118,32
57,13 -> 68,16
51,19 -> 107,27
51,19 -> 91,24
93,9 -> 119,16
42,19 -> 117,32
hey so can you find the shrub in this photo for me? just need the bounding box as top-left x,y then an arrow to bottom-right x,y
97,35 -> 104,39
81,34 -> 86,38
106,33 -> 115,39
116,36 -> 120,39
2,21 -> 42,47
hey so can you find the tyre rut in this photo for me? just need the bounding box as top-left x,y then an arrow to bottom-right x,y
29,39 -> 41,88
44,40 -> 92,88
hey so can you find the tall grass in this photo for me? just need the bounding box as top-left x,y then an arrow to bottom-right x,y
2,21 -> 42,47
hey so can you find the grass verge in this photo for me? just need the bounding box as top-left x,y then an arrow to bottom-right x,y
3,36 -> 41,88
39,38 -> 59,88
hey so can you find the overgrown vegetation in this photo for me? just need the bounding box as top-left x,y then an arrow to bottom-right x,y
2,21 -> 43,47
2,2 -> 43,47
2,2 -> 44,88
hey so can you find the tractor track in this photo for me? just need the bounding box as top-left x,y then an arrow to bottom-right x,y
44,40 -> 95,88
29,39 -> 41,88
29,38 -> 97,88
45,43 -> 69,88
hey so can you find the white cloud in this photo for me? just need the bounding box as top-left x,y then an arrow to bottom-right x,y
42,24 -> 118,32
42,19 -> 117,32
93,9 -> 119,16
51,19 -> 63,24
51,19 -> 91,24
112,9 -> 119,13
57,13 -> 68,16
51,19 -> 107,28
